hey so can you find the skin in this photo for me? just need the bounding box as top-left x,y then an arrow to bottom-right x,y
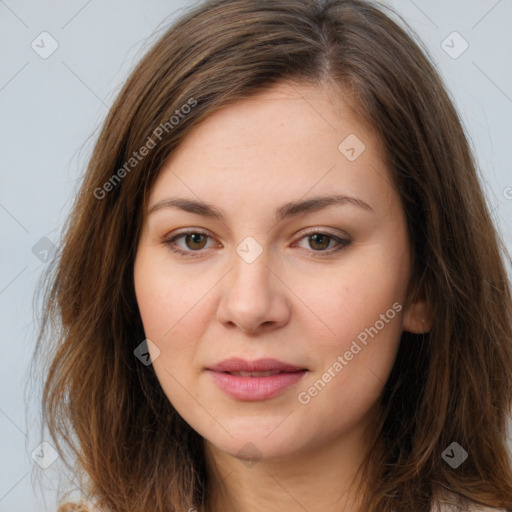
133,81 -> 432,512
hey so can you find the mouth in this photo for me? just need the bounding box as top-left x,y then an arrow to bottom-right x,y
207,357 -> 307,374
222,370 -> 300,377
205,358 -> 308,401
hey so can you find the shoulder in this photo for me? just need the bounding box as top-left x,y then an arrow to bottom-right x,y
469,508 -> 507,512
431,494 -> 508,512
466,508 -> 507,512
461,505 -> 505,511
434,503 -> 507,511
57,503 -> 102,512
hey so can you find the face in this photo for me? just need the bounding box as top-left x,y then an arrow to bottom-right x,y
133,81 -> 429,463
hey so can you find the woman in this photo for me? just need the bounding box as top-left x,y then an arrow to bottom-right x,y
32,0 -> 512,511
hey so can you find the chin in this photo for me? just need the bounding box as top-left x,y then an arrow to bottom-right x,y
204,424 -> 307,463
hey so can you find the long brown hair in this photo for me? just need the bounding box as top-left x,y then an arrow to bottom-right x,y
31,0 -> 512,510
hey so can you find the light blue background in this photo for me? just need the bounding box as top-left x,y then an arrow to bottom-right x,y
1,1 -> 511,510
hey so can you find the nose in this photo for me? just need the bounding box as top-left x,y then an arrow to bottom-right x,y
216,249 -> 291,334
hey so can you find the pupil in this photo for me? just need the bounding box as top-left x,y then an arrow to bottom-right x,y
187,233 -> 205,249
311,234 -> 329,250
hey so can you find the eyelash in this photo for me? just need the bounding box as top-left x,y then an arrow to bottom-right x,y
162,228 -> 351,259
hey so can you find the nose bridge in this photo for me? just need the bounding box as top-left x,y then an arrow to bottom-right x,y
216,238 -> 290,332
229,241 -> 273,306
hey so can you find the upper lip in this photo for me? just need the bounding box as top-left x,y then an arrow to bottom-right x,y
207,358 -> 306,373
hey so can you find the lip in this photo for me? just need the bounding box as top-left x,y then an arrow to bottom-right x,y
207,358 -> 305,373
206,358 -> 308,401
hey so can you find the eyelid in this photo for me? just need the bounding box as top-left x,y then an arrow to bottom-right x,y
297,227 -> 351,242
162,227 -> 351,258
163,228 -> 219,257
292,227 -> 351,257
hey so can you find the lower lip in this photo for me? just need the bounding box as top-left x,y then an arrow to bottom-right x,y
206,370 -> 307,401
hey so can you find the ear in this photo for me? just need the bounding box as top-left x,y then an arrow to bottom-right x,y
402,291 -> 433,334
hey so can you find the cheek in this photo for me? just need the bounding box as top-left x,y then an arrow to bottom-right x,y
299,278 -> 403,389
294,291 -> 404,444
290,248 -> 407,410
288,248 -> 408,345
134,248 -> 211,341
133,252 -> 202,383
134,254 -> 209,410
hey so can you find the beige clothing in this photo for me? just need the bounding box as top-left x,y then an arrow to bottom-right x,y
431,498 -> 507,512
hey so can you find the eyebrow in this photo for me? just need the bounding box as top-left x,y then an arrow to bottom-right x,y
148,194 -> 373,222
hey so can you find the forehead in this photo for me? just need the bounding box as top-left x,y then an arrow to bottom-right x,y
172,81 -> 376,154
149,81 -> 394,216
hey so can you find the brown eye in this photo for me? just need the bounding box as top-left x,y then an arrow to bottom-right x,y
308,233 -> 331,251
295,230 -> 351,257
185,233 -> 208,250
163,230 -> 217,257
